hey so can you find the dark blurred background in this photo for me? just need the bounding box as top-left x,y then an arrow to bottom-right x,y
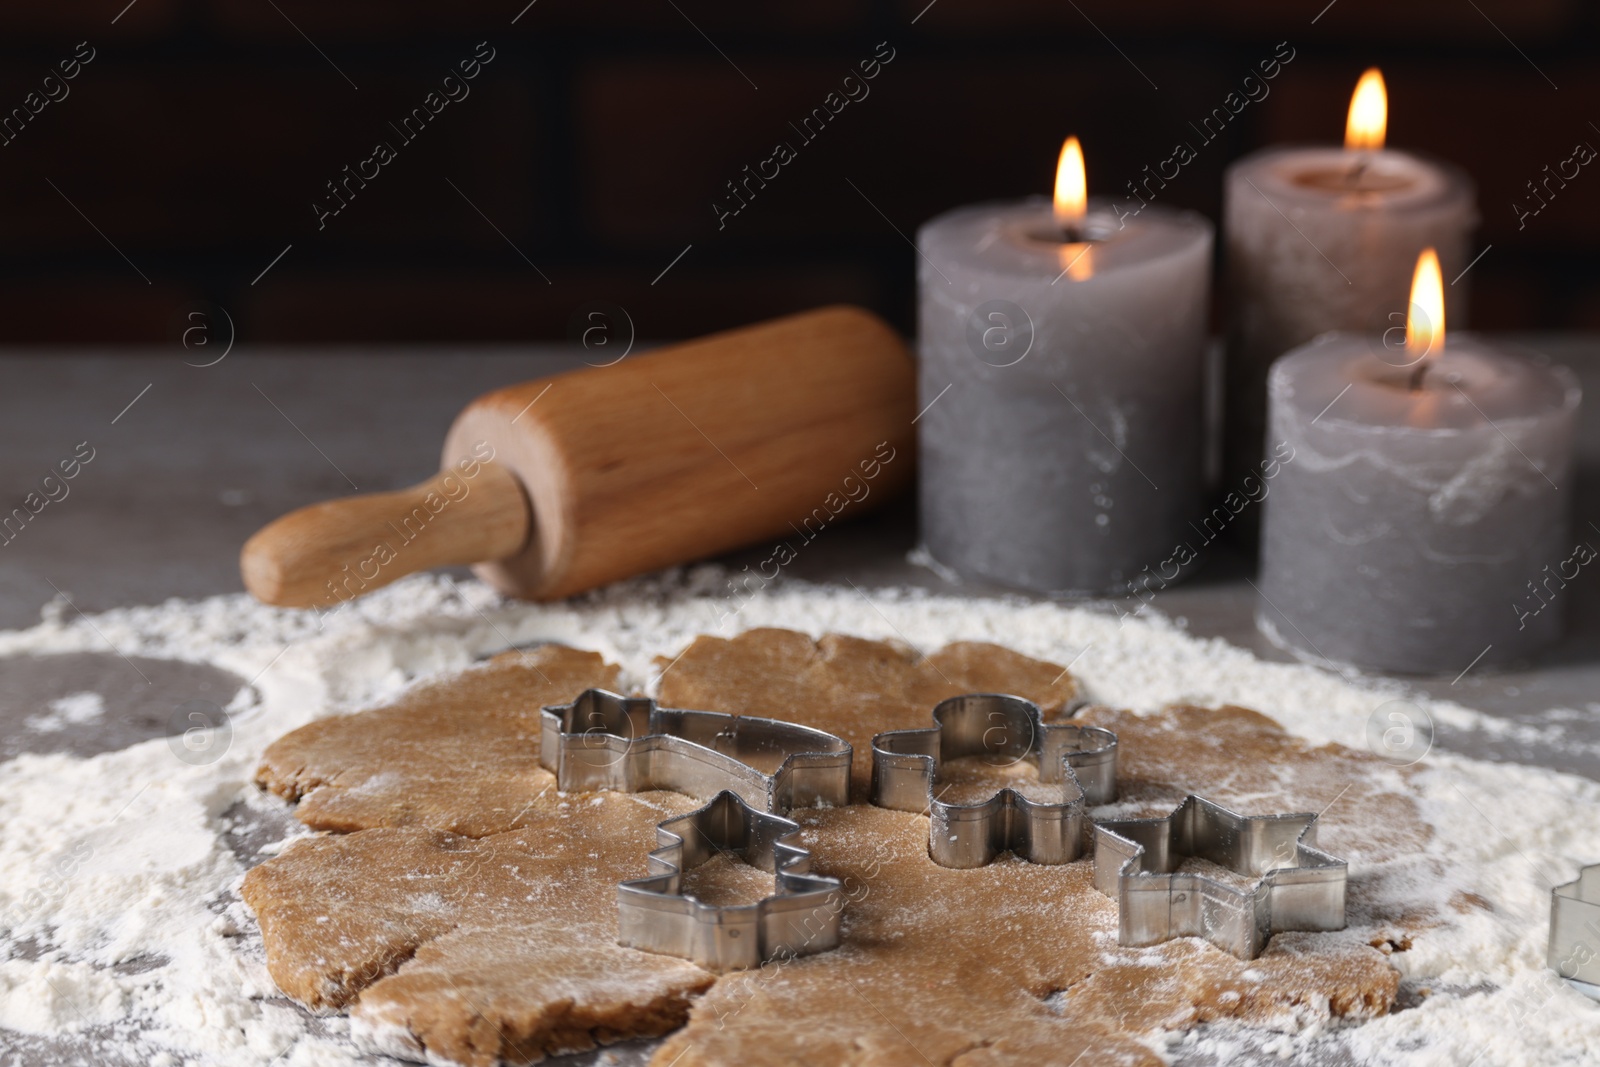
1,0 -> 1595,345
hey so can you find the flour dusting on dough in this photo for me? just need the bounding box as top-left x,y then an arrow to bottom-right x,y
0,570 -> 1596,1064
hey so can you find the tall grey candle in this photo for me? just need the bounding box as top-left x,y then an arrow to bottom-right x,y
1257,253 -> 1580,674
916,138 -> 1213,595
1223,69 -> 1477,484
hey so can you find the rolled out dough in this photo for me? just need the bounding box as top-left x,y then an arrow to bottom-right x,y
242,631 -> 1427,1066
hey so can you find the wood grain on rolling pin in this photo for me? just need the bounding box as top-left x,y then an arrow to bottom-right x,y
239,458 -> 532,608
241,306 -> 915,607
444,305 -> 915,599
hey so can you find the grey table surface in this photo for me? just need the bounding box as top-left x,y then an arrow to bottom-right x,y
1,336 -> 1598,1066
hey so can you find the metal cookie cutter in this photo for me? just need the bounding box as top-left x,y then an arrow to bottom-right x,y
618,790 -> 843,971
1548,864 -> 1600,998
871,693 -> 1118,868
1092,795 -> 1347,959
541,689 -> 852,811
541,690 -> 851,971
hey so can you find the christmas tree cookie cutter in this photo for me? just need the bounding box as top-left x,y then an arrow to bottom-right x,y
541,690 -> 851,971
617,790 -> 843,971
870,692 -> 1118,868
1092,795 -> 1347,959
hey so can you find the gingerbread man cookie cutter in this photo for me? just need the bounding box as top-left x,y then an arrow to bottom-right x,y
618,790 -> 843,971
1092,795 -> 1347,959
871,693 -> 1118,869
540,689 -> 853,812
541,690 -> 851,970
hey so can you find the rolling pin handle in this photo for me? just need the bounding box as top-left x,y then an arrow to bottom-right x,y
240,462 -> 531,608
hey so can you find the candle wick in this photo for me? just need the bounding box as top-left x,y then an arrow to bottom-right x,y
1408,359 -> 1430,391
1346,156 -> 1369,188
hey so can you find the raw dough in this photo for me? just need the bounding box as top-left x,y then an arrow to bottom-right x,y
243,631 -> 1430,1066
245,790 -> 716,1053
655,630 -> 1080,800
256,647 -> 617,837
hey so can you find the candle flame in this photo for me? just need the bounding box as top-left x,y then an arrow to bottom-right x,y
1345,68 -> 1387,151
1406,247 -> 1444,361
1053,136 -> 1087,230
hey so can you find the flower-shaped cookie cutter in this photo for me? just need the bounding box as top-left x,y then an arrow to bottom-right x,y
540,689 -> 853,812
618,789 -> 843,971
1092,795 -> 1347,959
870,693 -> 1118,868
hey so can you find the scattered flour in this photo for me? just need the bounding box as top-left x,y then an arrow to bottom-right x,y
0,568 -> 1597,1066
0,959 -> 124,1033
25,691 -> 106,734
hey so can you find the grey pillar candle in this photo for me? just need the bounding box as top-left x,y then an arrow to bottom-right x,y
1257,322 -> 1581,675
1223,70 -> 1477,482
916,142 -> 1212,594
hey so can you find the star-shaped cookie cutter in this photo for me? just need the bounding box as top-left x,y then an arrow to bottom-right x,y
540,689 -> 853,812
870,693 -> 1119,868
618,789 -> 843,971
1092,795 -> 1347,959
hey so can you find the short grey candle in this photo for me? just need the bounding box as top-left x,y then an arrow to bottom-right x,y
1257,253 -> 1580,674
917,138 -> 1213,595
1223,70 -> 1477,482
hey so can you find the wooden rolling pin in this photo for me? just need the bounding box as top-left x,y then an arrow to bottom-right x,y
241,306 -> 916,607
